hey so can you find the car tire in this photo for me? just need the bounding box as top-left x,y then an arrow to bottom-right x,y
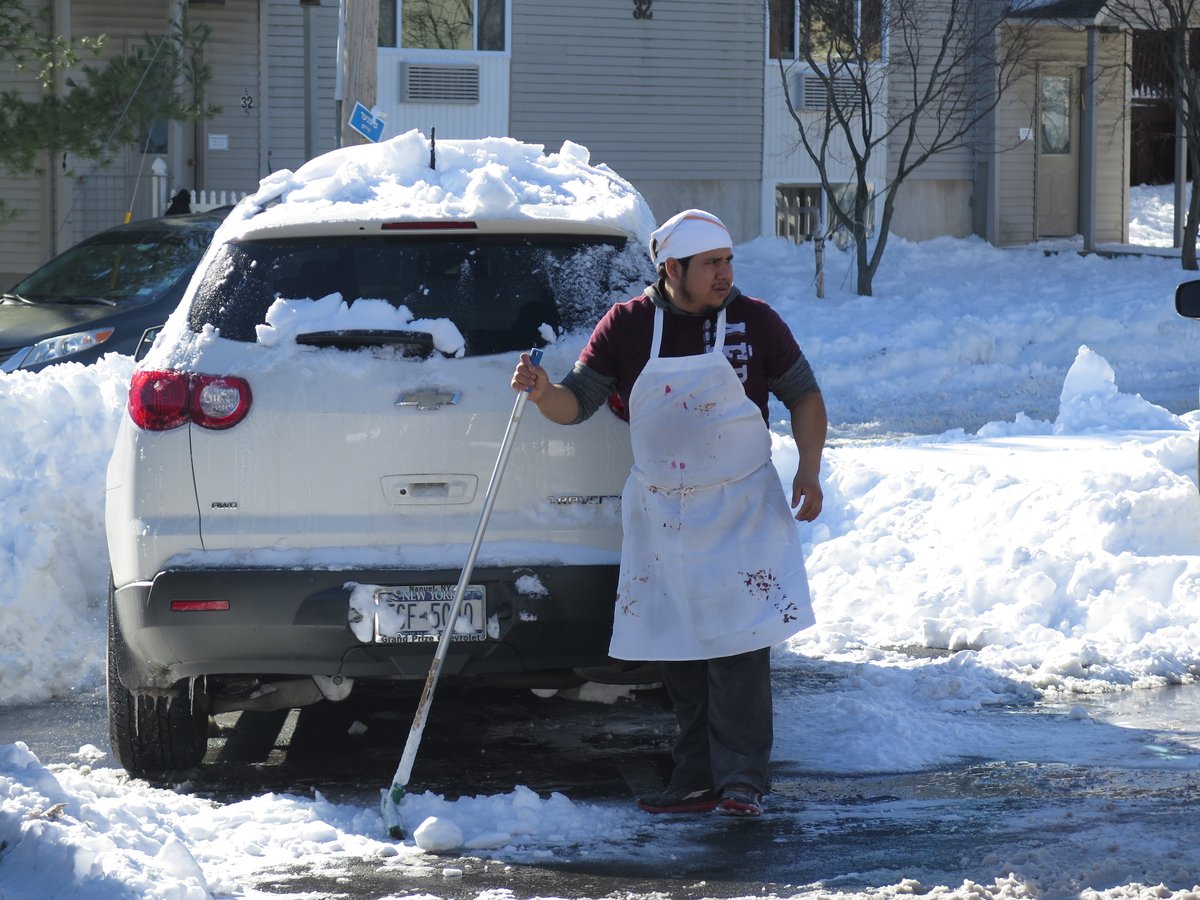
106,577 -> 210,774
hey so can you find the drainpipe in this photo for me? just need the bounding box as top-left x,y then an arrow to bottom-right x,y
304,2 -> 319,160
1081,25 -> 1098,252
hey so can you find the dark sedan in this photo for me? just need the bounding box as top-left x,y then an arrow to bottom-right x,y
1,208 -> 229,373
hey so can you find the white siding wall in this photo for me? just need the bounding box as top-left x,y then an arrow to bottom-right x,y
374,52 -> 510,141
761,64 -> 890,238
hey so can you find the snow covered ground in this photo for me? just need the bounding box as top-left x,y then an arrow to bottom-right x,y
3,148 -> 1200,899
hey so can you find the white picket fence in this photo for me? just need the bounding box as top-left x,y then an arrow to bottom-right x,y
150,157 -> 248,216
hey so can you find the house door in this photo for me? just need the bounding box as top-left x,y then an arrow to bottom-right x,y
1037,70 -> 1080,237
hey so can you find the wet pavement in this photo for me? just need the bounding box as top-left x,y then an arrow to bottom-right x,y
5,671 -> 1200,898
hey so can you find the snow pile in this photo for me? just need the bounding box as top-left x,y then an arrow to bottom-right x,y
221,130 -> 657,245
0,354 -> 133,704
0,740 -> 644,898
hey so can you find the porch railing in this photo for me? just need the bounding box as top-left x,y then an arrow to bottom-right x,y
150,157 -> 248,216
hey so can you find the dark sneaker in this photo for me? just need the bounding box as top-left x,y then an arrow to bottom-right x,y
638,786 -> 719,814
715,785 -> 763,817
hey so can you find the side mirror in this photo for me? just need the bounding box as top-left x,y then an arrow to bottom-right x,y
133,325 -> 162,362
1176,280 -> 1200,319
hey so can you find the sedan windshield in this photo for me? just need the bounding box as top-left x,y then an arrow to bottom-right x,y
188,233 -> 640,356
12,229 -> 210,305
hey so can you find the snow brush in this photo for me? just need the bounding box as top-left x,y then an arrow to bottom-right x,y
381,347 -> 543,839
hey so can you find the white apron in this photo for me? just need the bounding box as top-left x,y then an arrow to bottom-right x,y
609,306 -> 815,662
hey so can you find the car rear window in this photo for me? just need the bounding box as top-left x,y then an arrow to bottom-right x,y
14,229 -> 211,305
188,233 -> 644,356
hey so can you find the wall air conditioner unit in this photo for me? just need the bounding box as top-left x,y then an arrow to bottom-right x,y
794,72 -> 864,113
399,63 -> 481,104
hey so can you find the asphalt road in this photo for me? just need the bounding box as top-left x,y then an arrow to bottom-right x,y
5,671 -> 1200,898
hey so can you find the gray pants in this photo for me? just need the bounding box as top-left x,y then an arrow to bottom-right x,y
659,647 -> 773,795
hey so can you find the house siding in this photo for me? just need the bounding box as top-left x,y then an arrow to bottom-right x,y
994,24 -> 1129,246
0,0 -> 341,286
886,0 -> 1011,241
0,61 -> 49,287
1,1 -> 173,283
886,0 -> 979,185
267,0 -> 340,174
1094,28 -> 1130,244
62,4 -> 172,246
186,0 -> 266,196
996,62 -> 1038,245
508,0 -> 765,240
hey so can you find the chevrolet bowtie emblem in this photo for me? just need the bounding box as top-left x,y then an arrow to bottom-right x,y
395,389 -> 461,411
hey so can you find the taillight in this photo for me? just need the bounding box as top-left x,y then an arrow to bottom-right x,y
129,370 -> 252,431
192,374 -> 253,429
129,370 -> 191,431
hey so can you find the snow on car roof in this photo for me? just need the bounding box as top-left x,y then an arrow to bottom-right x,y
144,132 -> 656,371
217,130 -> 657,244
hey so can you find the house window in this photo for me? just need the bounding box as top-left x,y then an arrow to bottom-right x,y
770,0 -> 884,63
379,0 -> 505,52
1040,75 -> 1071,155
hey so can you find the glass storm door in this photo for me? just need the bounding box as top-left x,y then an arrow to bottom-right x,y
1037,71 -> 1080,238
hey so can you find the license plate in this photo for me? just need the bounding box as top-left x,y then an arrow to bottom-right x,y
372,585 -> 486,643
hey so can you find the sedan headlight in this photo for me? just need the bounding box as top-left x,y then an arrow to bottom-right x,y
16,327 -> 116,369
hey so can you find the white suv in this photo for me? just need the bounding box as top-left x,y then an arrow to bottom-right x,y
104,133 -> 654,773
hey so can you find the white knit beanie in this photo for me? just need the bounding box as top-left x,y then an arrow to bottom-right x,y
648,209 -> 732,265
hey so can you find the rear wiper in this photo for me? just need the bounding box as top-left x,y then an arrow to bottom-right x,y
294,328 -> 438,358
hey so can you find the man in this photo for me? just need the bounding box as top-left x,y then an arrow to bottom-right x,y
511,209 -> 826,817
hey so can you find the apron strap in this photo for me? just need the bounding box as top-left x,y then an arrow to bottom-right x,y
711,308 -> 727,353
650,305 -> 728,359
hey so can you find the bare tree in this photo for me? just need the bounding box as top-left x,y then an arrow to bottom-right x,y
1101,0 -> 1200,269
777,0 -> 1037,295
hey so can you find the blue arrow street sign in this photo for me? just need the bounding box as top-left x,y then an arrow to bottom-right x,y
348,102 -> 386,143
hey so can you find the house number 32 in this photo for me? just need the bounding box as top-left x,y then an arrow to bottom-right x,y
633,0 -> 653,19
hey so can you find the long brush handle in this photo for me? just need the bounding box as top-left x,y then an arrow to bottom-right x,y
383,348 -> 543,832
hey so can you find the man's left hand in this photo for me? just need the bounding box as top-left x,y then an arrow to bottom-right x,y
790,471 -> 823,522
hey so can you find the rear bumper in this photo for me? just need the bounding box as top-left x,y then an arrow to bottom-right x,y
112,565 -> 619,689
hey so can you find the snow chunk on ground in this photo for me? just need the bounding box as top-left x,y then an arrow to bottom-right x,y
1056,344 -> 1184,433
